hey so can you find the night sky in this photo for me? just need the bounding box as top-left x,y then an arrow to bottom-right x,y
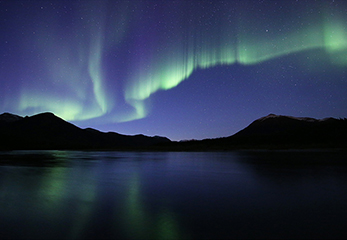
1,0 -> 347,140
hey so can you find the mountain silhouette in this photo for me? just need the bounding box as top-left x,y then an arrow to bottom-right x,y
163,114 -> 347,150
0,112 -> 24,124
0,112 -> 346,150
0,112 -> 170,150
228,114 -> 347,148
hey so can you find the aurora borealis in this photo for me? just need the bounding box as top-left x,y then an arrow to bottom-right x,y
1,0 -> 347,140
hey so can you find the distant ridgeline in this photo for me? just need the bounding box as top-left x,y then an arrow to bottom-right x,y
0,112 -> 346,150
229,114 -> 347,149
0,112 -> 170,150
167,114 -> 347,150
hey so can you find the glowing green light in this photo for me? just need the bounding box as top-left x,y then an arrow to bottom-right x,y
323,13 -> 347,65
156,209 -> 181,240
68,162 -> 98,240
5,2 -> 347,123
124,13 -> 347,121
39,166 -> 67,211
88,32 -> 110,114
14,2 -> 118,122
122,173 -> 185,239
123,174 -> 148,239
19,92 -> 83,121
113,98 -> 148,123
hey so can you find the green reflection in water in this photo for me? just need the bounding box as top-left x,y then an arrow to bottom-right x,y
68,164 -> 98,240
123,173 -> 188,239
156,208 -> 181,240
123,173 -> 149,238
38,151 -> 70,217
39,167 -> 67,213
34,151 -> 98,239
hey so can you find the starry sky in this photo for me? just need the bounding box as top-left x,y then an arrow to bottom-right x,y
0,0 -> 347,141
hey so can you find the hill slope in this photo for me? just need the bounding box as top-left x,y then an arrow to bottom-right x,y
228,114 -> 347,148
0,112 -> 170,150
1,112 -> 346,150
164,114 -> 347,150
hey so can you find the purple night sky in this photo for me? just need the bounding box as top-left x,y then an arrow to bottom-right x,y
0,0 -> 346,140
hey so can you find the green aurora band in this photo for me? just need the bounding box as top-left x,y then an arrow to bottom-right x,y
12,3 -> 347,123
124,15 -> 347,121
16,2 -> 125,122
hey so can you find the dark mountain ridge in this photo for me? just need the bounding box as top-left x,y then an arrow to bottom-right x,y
0,112 -> 346,150
0,112 -> 171,150
0,112 -> 24,124
228,114 -> 347,148
163,114 -> 347,150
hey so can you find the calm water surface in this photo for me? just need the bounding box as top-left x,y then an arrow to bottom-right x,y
0,150 -> 347,239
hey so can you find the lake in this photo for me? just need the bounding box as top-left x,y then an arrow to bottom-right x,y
0,150 -> 347,239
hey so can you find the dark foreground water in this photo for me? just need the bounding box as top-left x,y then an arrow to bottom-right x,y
0,150 -> 347,239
